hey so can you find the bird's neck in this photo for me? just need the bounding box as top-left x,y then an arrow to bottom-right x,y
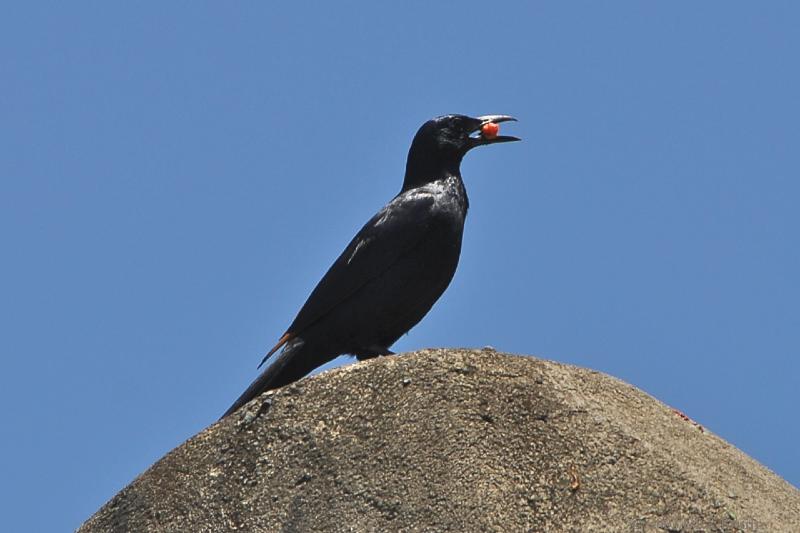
402,155 -> 464,192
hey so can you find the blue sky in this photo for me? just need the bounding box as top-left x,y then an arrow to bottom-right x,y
2,3 -> 798,531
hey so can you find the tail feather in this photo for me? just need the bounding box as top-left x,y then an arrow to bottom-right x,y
258,332 -> 294,369
221,337 -> 318,419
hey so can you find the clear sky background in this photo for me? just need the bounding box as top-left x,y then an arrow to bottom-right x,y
2,3 -> 798,531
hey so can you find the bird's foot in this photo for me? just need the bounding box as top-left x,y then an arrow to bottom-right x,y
354,346 -> 395,360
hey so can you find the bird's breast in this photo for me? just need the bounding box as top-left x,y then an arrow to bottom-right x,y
408,175 -> 468,224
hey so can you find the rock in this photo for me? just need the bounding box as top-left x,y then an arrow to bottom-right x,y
78,349 -> 800,532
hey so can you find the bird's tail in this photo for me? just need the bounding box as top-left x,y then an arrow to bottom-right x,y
221,337 -> 314,419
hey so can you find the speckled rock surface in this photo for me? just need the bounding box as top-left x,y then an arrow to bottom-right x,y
79,349 -> 799,532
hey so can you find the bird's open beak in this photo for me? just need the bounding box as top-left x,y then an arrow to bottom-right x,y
470,115 -> 521,146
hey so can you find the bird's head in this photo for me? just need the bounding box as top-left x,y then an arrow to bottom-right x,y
403,114 -> 519,190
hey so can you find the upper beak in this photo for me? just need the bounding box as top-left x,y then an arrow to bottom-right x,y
471,115 -> 521,145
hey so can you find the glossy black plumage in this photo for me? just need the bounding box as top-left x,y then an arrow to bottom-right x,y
223,114 -> 518,418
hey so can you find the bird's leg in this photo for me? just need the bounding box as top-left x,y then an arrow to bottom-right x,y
353,346 -> 396,361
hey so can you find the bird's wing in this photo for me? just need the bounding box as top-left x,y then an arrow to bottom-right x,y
284,191 -> 437,341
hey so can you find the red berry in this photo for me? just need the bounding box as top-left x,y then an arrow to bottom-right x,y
481,122 -> 499,139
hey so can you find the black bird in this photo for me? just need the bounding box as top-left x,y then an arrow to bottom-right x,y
223,114 -> 519,418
